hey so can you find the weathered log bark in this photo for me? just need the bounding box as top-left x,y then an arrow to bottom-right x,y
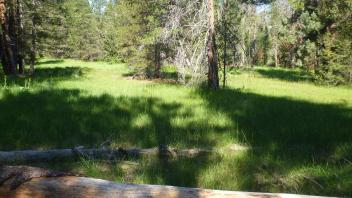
0,166 -> 331,198
0,166 -> 79,190
0,145 -> 248,164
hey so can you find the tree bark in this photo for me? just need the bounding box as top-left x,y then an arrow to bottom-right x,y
9,0 -> 18,73
274,42 -> 279,67
0,35 -> 6,73
154,42 -> 161,78
222,0 -> 228,88
16,0 -> 24,75
29,0 -> 37,75
207,0 -> 219,89
0,0 -> 16,75
0,166 -> 328,198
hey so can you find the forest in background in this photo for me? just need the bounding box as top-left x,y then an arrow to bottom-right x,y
1,0 -> 352,86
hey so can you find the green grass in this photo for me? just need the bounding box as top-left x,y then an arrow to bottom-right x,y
1,59 -> 351,196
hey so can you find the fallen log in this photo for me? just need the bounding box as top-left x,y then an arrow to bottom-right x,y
0,166 -> 332,198
0,145 -> 248,164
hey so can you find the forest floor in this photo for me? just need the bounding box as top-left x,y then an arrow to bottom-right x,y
0,59 -> 351,196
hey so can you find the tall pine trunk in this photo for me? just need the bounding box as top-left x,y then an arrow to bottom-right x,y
16,0 -> 24,75
207,0 -> 219,89
29,0 -> 37,75
222,0 -> 228,88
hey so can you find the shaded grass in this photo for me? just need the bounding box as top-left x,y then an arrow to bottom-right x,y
255,67 -> 314,83
197,88 -> 352,148
0,66 -> 89,89
0,89 -> 227,149
1,59 -> 352,196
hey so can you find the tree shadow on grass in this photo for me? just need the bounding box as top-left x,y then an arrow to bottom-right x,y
0,88 -> 218,194
0,67 -> 90,88
0,89 -> 223,150
196,88 -> 352,196
34,67 -> 91,82
1,87 -> 351,196
197,88 -> 352,148
256,68 -> 314,83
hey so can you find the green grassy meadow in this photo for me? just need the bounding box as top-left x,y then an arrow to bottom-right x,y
1,59 -> 351,196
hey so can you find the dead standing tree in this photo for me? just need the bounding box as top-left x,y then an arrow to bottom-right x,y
163,0 -> 219,88
163,0 -> 208,85
207,0 -> 219,89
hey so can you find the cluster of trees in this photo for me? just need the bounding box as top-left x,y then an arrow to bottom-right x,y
0,0 -> 103,75
0,0 -> 26,75
0,0 -> 67,75
1,0 -> 351,87
227,0 -> 352,84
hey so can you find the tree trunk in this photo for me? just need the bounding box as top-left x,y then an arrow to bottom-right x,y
232,48 -> 237,68
17,58 -> 24,74
0,36 -> 7,73
240,39 -> 246,67
0,0 -> 16,75
274,42 -> 279,67
222,0 -> 228,88
0,166 -> 327,198
29,0 -> 37,75
16,0 -> 24,75
154,42 -> 161,78
9,0 -> 18,73
207,0 -> 219,89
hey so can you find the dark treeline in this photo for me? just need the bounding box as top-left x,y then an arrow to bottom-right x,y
0,0 -> 351,86
1,0 -> 67,75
